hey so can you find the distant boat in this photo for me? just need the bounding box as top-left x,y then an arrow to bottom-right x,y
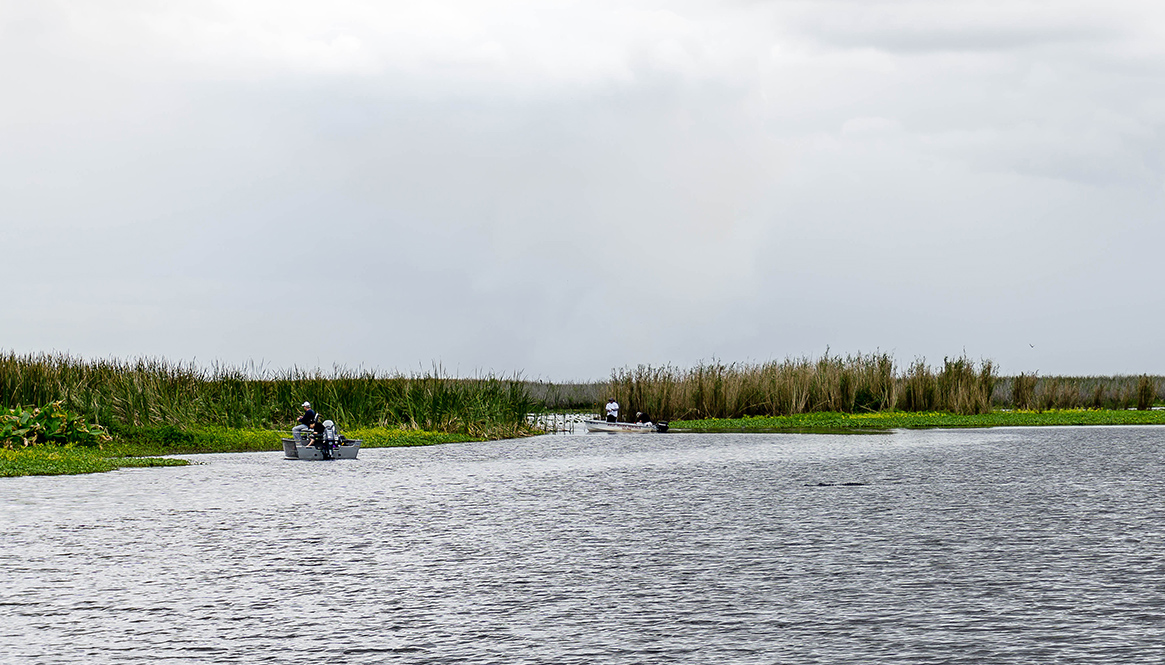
584,419 -> 668,433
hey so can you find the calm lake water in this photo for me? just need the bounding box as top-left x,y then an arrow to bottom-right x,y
1,427 -> 1163,664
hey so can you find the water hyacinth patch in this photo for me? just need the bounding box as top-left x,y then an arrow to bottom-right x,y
0,447 -> 186,477
0,402 -> 111,449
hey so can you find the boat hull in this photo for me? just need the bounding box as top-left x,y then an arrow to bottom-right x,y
584,419 -> 659,433
282,438 -> 361,460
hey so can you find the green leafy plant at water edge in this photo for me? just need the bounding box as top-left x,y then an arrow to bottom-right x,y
0,402 -> 111,449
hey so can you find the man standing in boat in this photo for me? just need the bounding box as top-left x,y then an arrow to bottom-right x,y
293,401 -> 316,442
606,398 -> 619,423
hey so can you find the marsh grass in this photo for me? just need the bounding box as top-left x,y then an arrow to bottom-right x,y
607,353 -> 995,421
0,352 -> 536,437
1012,373 -> 1038,410
524,381 -> 604,410
991,375 -> 1157,411
608,354 -> 901,422
1138,375 -> 1156,411
6,350 -> 1163,446
607,354 -> 1163,421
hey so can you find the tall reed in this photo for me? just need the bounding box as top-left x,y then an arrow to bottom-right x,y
1137,375 -> 1156,411
607,355 -> 1161,421
899,359 -> 937,412
992,375 -> 1155,411
607,353 -> 993,421
934,357 -> 995,415
1012,373 -> 1038,410
0,352 -> 535,437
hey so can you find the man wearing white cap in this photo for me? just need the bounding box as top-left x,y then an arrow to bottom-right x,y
293,401 -> 316,442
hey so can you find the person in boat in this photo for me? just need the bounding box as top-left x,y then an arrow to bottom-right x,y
309,418 -> 333,458
635,412 -> 652,424
605,398 -> 619,423
292,401 -> 316,442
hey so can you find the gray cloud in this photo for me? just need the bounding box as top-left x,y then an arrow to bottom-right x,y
782,1 -> 1122,54
3,1 -> 1165,378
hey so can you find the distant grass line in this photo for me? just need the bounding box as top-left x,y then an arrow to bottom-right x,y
673,409 -> 1165,432
524,381 -> 605,410
992,374 -> 1159,410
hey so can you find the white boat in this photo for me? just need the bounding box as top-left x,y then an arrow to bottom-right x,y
282,437 -> 362,460
584,419 -> 668,433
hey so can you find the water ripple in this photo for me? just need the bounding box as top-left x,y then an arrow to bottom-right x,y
2,427 -> 1164,663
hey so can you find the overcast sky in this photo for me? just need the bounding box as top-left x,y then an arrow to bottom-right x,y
3,1 -> 1164,380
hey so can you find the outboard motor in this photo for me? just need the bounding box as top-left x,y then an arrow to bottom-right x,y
320,419 -> 340,459
655,421 -> 669,433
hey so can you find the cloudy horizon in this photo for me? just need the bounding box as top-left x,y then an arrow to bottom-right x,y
3,1 -> 1164,380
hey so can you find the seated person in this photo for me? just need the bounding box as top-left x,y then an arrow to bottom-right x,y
292,402 -> 316,442
635,412 -> 651,424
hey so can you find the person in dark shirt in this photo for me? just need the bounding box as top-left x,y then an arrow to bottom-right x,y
310,419 -> 332,458
293,401 -> 316,442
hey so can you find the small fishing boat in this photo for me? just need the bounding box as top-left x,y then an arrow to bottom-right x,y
584,419 -> 668,433
282,438 -> 362,460
282,419 -> 362,460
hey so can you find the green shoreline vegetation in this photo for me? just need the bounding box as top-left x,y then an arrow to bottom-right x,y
0,427 -> 480,477
3,351 -> 1165,477
0,352 -> 535,476
671,408 -> 1165,433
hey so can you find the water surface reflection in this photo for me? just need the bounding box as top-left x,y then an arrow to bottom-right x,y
2,427 -> 1163,663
